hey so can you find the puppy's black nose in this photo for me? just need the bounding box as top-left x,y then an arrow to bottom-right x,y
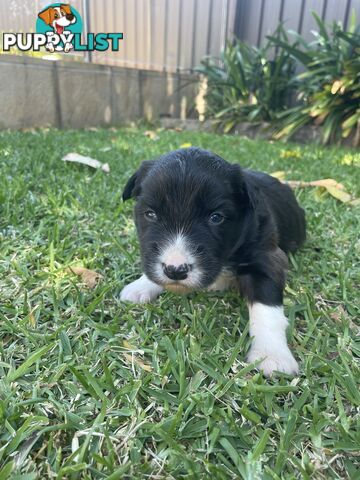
66,13 -> 74,21
163,263 -> 190,281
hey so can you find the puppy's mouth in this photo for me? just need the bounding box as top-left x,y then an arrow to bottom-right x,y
55,24 -> 65,35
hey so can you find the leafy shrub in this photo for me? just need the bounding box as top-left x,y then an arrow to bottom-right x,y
198,14 -> 360,145
269,14 -> 360,146
196,27 -> 297,133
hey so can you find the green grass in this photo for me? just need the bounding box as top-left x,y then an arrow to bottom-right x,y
0,127 -> 359,479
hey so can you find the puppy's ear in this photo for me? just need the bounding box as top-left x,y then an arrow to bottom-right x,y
230,165 -> 258,210
38,7 -> 53,25
122,160 -> 155,201
61,4 -> 72,15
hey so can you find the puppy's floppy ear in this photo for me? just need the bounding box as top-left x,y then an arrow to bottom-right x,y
230,164 -> 258,210
38,7 -> 53,25
61,4 -> 72,15
122,160 -> 155,201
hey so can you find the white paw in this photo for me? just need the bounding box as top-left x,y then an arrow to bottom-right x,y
64,43 -> 73,53
120,275 -> 163,304
46,43 -> 55,52
247,346 -> 299,376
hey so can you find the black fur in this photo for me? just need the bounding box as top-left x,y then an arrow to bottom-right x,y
123,147 -> 306,306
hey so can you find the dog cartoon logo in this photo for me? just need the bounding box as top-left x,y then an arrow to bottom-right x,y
3,4 -> 122,53
36,3 -> 82,53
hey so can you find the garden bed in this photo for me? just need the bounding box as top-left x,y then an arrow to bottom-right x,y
160,119 -> 358,147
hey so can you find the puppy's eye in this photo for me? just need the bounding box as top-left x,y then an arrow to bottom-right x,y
54,13 -> 59,18
209,212 -> 224,225
144,210 -> 158,222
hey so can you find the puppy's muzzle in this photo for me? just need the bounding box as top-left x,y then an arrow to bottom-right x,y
162,263 -> 191,281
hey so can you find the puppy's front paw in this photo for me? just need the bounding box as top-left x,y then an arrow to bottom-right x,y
120,275 -> 163,304
247,346 -> 299,377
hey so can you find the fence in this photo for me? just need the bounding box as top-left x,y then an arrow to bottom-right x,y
0,0 -> 359,72
235,0 -> 360,47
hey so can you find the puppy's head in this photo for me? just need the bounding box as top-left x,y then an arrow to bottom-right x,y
123,148 -> 253,292
38,4 -> 76,34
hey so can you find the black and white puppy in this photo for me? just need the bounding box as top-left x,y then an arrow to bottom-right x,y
121,147 -> 306,376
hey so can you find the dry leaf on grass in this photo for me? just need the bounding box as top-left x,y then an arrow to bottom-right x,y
325,185 -> 352,203
144,130 -> 160,141
62,153 -> 110,173
123,353 -> 152,372
67,267 -> 103,288
270,171 -> 286,181
271,173 -> 356,204
180,142 -> 192,148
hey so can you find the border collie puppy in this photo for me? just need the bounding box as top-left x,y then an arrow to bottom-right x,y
121,148 -> 306,376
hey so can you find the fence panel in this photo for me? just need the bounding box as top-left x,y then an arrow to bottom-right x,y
0,0 -> 358,72
237,0 -> 359,48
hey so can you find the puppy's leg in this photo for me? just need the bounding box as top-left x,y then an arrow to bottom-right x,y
120,274 -> 163,303
240,250 -> 299,376
246,302 -> 298,376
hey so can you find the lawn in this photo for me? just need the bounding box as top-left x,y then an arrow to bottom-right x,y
0,127 -> 359,479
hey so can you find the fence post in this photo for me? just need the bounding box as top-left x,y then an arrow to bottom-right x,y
82,0 -> 92,62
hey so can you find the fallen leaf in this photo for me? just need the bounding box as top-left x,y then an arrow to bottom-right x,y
276,176 -> 356,204
144,130 -> 160,141
67,267 -> 103,288
180,142 -> 192,148
325,185 -> 352,203
271,171 -> 286,181
123,353 -> 152,372
62,153 -> 110,173
285,178 -> 345,189
309,179 -> 345,190
348,198 -> 360,207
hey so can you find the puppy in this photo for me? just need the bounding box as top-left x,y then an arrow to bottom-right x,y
38,4 -> 76,53
121,148 -> 306,376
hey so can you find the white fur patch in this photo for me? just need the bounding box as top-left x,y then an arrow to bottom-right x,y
120,274 -> 163,303
154,234 -> 202,288
159,234 -> 194,268
247,303 -> 299,376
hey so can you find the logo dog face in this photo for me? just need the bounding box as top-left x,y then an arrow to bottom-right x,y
38,4 -> 76,35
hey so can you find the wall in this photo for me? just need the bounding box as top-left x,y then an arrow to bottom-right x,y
0,55 -> 199,130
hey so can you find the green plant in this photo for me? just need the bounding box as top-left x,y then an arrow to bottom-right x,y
197,27 -> 297,133
269,13 -> 360,145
